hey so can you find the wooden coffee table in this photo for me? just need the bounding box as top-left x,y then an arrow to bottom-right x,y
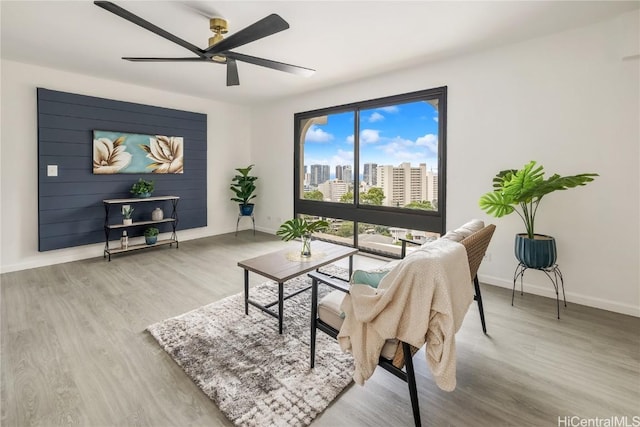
238,241 -> 358,334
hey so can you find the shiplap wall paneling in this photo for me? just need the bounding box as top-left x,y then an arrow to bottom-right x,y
37,88 -> 207,251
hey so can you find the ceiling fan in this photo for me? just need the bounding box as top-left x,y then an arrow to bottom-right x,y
94,1 -> 315,86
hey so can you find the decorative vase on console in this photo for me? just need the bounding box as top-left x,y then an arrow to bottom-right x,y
152,207 -> 164,221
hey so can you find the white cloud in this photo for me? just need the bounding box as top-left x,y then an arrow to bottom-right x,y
360,129 -> 381,144
331,149 -> 354,166
305,125 -> 334,143
378,106 -> 399,113
433,116 -> 439,123
415,133 -> 438,153
305,158 -> 330,165
380,139 -> 412,156
346,135 -> 354,144
368,112 -> 384,123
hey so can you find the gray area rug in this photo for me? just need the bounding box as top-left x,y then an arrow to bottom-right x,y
147,265 -> 354,427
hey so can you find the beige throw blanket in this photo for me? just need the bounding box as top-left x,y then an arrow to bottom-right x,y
337,238 -> 473,391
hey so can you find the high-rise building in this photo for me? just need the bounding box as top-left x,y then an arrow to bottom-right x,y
318,179 -> 348,202
363,163 -> 378,186
426,169 -> 438,205
377,162 -> 429,207
335,165 -> 343,181
310,164 -> 330,186
342,165 -> 352,185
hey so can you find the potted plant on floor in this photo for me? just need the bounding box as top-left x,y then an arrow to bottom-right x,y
479,160 -> 597,268
130,178 -> 154,198
144,227 -> 159,245
230,165 -> 258,216
277,217 -> 329,257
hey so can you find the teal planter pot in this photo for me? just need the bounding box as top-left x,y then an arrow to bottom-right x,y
515,234 -> 557,269
145,235 -> 157,245
239,204 -> 255,216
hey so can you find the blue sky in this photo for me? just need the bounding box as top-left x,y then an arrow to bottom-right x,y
303,100 -> 439,175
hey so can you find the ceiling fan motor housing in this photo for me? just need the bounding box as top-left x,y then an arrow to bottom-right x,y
208,17 -> 229,62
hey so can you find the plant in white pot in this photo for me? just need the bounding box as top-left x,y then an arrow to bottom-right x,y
479,160 -> 597,268
122,205 -> 134,225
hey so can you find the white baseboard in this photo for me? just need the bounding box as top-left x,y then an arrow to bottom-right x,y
479,274 -> 640,317
1,228 -> 218,274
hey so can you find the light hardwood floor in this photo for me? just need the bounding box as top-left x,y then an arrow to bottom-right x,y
2,231 -> 639,426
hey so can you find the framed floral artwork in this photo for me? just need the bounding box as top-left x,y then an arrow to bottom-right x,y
93,130 -> 184,174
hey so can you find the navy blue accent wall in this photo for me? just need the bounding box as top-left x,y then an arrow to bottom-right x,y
37,88 -> 207,251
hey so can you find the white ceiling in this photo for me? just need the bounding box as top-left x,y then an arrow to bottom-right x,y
2,1 -> 638,105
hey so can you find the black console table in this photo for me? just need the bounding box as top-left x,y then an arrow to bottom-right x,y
103,196 -> 179,261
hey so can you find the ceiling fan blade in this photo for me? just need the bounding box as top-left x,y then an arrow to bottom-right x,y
227,59 -> 240,86
225,52 -> 315,77
204,14 -> 289,56
123,57 -> 210,62
94,1 -> 206,58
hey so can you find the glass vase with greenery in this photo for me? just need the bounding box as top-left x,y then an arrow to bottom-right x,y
276,217 -> 329,257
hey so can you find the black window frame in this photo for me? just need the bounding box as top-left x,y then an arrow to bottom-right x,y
293,86 -> 447,251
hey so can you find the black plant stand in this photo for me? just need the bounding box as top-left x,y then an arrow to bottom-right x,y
235,213 -> 255,236
512,263 -> 566,319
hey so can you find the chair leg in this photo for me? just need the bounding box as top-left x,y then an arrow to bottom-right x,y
402,342 -> 421,427
473,276 -> 487,334
310,278 -> 318,369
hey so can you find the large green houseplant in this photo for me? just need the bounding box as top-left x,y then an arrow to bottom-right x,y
479,161 -> 597,268
277,217 -> 329,257
230,165 -> 258,216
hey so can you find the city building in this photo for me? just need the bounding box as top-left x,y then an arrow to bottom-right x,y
377,162 -> 429,207
317,179 -> 348,202
363,163 -> 378,186
342,165 -> 352,185
309,164 -> 330,187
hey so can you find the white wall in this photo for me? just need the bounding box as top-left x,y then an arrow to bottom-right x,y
249,11 -> 639,316
0,60 -> 251,273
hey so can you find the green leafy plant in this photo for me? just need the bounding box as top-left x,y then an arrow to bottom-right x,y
144,227 -> 159,237
479,161 -> 598,239
276,217 -> 329,241
122,206 -> 134,219
230,164 -> 258,206
130,178 -> 154,196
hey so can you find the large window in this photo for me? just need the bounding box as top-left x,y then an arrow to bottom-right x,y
294,87 -> 447,257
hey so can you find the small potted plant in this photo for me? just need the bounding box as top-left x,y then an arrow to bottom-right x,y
277,217 -> 329,257
479,160 -> 597,268
144,227 -> 159,245
230,165 -> 258,216
122,205 -> 134,225
130,178 -> 154,198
